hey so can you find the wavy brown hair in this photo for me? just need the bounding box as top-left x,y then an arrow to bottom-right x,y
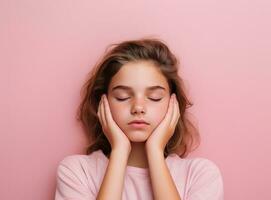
76,37 -> 200,158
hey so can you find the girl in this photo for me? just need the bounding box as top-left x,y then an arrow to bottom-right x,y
55,38 -> 224,200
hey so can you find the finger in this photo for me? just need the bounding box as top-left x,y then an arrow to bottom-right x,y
162,94 -> 175,127
169,95 -> 176,128
97,97 -> 102,123
170,95 -> 180,129
169,94 -> 176,121
103,94 -> 115,128
100,95 -> 107,130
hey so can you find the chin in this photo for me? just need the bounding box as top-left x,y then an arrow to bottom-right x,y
125,130 -> 150,142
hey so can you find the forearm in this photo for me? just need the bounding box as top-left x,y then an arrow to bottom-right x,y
146,146 -> 182,200
96,148 -> 129,200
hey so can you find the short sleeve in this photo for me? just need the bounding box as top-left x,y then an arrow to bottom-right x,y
186,158 -> 224,200
55,156 -> 97,200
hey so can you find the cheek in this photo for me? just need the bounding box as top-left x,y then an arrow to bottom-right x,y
149,102 -> 169,125
107,101 -> 127,126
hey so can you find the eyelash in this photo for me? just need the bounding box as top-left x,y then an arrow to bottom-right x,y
116,97 -> 162,102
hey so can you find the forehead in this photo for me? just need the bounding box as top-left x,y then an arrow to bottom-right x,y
109,61 -> 169,91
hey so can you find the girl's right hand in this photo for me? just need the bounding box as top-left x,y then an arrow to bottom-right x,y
97,94 -> 131,152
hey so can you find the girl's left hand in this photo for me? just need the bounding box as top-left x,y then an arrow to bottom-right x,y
145,93 -> 180,152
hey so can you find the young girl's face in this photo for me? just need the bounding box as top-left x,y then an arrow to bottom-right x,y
107,60 -> 171,142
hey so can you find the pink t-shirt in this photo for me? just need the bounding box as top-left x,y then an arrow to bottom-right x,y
55,149 -> 224,200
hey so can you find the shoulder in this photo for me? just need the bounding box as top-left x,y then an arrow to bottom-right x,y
58,150 -> 105,167
169,154 -> 222,172
168,155 -> 224,198
55,151 -> 106,199
178,156 -> 223,184
182,157 -> 224,199
186,157 -> 223,175
169,154 -> 222,175
56,150 -> 107,180
58,154 -> 88,167
56,154 -> 93,186
57,154 -> 91,174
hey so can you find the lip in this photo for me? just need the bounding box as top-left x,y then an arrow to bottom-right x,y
128,120 -> 149,124
128,122 -> 149,129
128,120 -> 149,129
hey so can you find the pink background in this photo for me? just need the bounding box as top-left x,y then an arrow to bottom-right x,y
1,0 -> 271,199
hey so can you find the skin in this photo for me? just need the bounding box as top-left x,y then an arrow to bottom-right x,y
106,60 -> 172,167
96,60 -> 181,199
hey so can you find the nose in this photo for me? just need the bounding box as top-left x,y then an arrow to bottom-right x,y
131,99 -> 146,115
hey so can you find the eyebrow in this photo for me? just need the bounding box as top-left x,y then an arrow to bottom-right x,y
111,85 -> 166,92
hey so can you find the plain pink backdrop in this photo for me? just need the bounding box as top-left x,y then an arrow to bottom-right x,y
1,0 -> 271,199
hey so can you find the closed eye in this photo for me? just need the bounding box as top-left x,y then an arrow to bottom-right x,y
116,97 -> 162,102
150,98 -> 162,102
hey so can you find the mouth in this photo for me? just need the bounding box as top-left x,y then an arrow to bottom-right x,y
128,122 -> 149,129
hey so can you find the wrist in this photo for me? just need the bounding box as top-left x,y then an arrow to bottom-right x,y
146,139 -> 162,150
145,142 -> 163,155
111,145 -> 131,157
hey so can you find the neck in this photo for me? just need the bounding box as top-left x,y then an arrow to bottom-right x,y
127,142 -> 149,168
